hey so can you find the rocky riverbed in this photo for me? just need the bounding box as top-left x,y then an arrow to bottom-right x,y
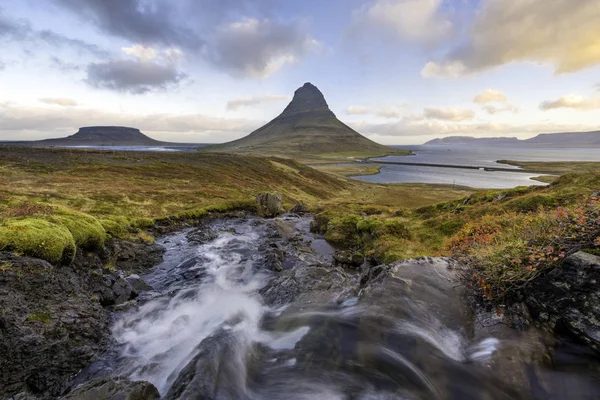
2,214 -> 600,399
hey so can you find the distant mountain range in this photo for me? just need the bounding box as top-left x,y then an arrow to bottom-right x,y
425,131 -> 600,147
205,82 -> 398,156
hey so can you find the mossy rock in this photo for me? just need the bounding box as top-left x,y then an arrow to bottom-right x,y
0,218 -> 76,264
52,209 -> 107,249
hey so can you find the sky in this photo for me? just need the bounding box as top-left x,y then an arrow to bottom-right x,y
0,0 -> 599,145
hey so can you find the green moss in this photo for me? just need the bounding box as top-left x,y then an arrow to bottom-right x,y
0,218 -> 76,264
52,208 -> 107,249
28,312 -> 51,323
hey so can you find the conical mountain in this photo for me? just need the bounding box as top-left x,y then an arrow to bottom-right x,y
209,83 -> 395,155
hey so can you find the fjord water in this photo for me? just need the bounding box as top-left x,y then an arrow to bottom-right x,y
76,216 -> 600,399
354,145 -> 600,188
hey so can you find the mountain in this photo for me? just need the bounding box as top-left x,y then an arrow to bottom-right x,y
206,82 -> 398,156
425,131 -> 600,147
30,126 -> 169,146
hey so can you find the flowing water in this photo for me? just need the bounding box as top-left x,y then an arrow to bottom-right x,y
75,215 -> 600,399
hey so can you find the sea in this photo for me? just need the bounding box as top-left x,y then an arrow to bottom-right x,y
350,145 -> 600,189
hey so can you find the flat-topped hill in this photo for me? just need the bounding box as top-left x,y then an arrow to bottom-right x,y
35,126 -> 168,146
206,83 -> 400,156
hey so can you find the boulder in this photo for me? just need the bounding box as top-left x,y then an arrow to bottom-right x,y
61,377 -> 159,400
333,250 -> 364,269
98,272 -> 137,306
185,226 -> 218,244
256,192 -> 282,218
289,202 -> 307,215
125,274 -> 152,292
526,251 -> 600,353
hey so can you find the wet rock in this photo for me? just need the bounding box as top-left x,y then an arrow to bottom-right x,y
125,274 -> 152,292
164,330 -> 245,400
106,239 -> 164,275
61,376 -> 159,400
98,272 -> 137,306
526,251 -> 600,353
289,202 -> 307,215
185,225 -> 218,244
0,252 -> 108,398
256,192 -> 282,218
333,250 -> 364,269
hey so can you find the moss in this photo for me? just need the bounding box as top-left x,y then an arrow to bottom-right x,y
28,312 -> 51,323
0,218 -> 76,264
52,208 -> 107,249
503,194 -> 556,213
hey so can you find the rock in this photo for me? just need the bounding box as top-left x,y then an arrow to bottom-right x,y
97,272 -> 137,306
106,239 -> 164,274
493,193 -> 508,202
164,330 -> 244,400
289,202 -> 307,214
61,376 -> 160,400
185,226 -> 218,244
256,192 -> 282,218
0,252 -> 108,398
333,250 -> 364,269
125,274 -> 152,292
526,251 -> 600,353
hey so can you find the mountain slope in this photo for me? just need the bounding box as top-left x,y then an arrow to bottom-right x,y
206,83 -> 398,156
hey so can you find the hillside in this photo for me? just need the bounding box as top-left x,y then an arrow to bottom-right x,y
425,130 -> 600,147
205,83 -> 402,157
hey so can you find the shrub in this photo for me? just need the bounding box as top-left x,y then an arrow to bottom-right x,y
0,218 -> 76,264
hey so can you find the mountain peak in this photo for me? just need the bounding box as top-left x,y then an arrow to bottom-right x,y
207,82 -> 395,156
280,82 -> 331,118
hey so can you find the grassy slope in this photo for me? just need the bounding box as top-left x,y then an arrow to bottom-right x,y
0,147 -> 470,263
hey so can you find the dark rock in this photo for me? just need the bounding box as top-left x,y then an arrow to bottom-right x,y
98,273 -> 137,306
106,240 -> 164,275
0,252 -> 108,398
289,202 -> 307,214
125,274 -> 152,292
164,330 -> 244,400
526,251 -> 600,353
185,226 -> 218,244
333,250 -> 364,269
256,192 -> 282,218
61,376 -> 160,400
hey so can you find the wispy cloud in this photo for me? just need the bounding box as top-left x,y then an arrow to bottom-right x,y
540,95 -> 600,111
227,94 -> 290,110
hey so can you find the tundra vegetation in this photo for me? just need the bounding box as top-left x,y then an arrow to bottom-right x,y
1,146 -> 599,305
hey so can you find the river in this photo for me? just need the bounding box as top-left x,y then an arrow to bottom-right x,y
71,215 -> 600,399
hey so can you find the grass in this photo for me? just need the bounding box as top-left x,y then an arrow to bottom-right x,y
498,160 -> 600,183
0,147 -> 470,264
312,165 -> 382,177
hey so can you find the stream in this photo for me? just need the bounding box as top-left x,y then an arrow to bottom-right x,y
73,215 -> 600,399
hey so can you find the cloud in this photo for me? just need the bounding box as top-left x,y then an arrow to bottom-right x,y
85,59 -> 185,94
346,105 -> 403,119
0,102 -> 261,142
207,18 -> 319,78
39,98 -> 78,107
227,95 -> 290,110
482,104 -> 519,115
423,0 -> 600,77
540,95 -> 600,111
420,61 -> 466,78
423,107 -> 475,121
53,0 -> 203,51
473,89 -> 507,104
0,11 -> 107,57
354,0 -> 453,45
